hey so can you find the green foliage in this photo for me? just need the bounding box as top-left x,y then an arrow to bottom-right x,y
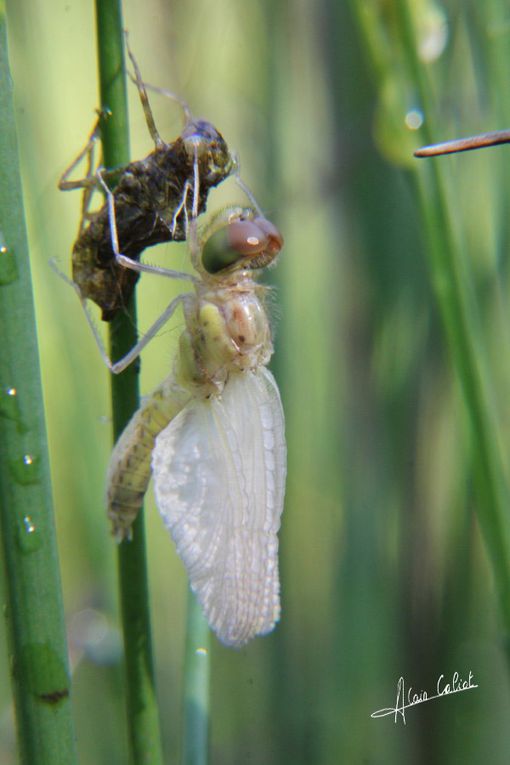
0,14 -> 76,765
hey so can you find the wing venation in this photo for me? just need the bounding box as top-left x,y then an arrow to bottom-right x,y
152,368 -> 286,647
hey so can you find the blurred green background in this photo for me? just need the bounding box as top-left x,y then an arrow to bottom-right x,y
2,0 -> 510,762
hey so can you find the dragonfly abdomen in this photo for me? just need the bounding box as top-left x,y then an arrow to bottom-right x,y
107,375 -> 192,540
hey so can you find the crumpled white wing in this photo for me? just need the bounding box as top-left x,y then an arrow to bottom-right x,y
151,368 -> 286,647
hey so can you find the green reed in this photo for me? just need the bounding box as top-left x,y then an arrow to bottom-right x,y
0,13 -> 76,764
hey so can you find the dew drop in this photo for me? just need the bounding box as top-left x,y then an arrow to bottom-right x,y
195,647 -> 208,656
0,385 -> 26,431
9,453 -> 41,485
0,233 -> 18,285
23,515 -> 36,534
16,513 -> 42,553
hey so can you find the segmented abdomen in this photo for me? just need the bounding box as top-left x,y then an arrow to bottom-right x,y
107,374 -> 192,540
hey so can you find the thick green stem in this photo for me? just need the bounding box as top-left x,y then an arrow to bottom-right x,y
394,0 -> 510,632
94,2 -> 163,762
350,0 -> 510,639
0,15 -> 77,765
182,593 -> 210,765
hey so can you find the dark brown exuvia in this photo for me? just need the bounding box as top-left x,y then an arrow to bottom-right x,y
67,119 -> 233,321
60,36 -> 234,320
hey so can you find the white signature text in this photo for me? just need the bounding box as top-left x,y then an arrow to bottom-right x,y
371,671 -> 478,724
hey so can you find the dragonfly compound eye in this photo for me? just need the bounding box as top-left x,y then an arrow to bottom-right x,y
253,217 -> 284,255
227,219 -> 270,256
201,219 -> 270,274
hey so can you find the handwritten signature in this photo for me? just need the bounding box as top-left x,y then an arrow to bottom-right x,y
371,671 -> 478,724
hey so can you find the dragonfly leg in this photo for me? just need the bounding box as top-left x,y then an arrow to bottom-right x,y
108,292 -> 189,374
187,144 -> 202,272
95,168 -> 200,284
136,80 -> 193,125
58,115 -> 122,193
51,257 -> 189,374
124,29 -> 192,129
49,259 -> 119,369
89,289 -> 188,374
58,117 -> 101,193
170,179 -> 192,238
124,31 -> 193,146
234,174 -> 264,217
124,31 -> 164,148
229,151 -> 265,216
171,141 -> 202,255
59,115 -> 125,240
124,31 -> 193,145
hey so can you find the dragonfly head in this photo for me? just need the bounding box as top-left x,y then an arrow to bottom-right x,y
200,209 -> 284,275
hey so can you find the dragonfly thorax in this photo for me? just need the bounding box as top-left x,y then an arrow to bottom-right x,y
178,283 -> 272,391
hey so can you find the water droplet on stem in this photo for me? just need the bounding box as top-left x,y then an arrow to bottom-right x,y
0,232 -> 18,285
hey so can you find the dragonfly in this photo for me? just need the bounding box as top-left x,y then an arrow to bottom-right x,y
59,37 -> 234,320
98,170 -> 286,645
415,129 -> 510,157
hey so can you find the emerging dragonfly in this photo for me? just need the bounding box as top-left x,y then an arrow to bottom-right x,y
99,173 -> 286,645
107,206 -> 286,646
415,129 -> 510,157
59,38 -> 234,320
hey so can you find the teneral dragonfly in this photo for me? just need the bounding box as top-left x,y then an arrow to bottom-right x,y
105,205 -> 287,647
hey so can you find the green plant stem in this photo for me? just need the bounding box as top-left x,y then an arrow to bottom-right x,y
183,593 -> 210,765
0,16 -> 77,765
95,2 -> 163,762
349,0 -> 510,636
394,0 -> 510,631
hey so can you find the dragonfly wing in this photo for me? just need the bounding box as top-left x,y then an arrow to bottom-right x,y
152,368 -> 286,647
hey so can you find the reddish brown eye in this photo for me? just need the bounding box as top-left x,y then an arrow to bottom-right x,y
227,220 -> 269,256
253,217 -> 284,255
201,214 -> 282,273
